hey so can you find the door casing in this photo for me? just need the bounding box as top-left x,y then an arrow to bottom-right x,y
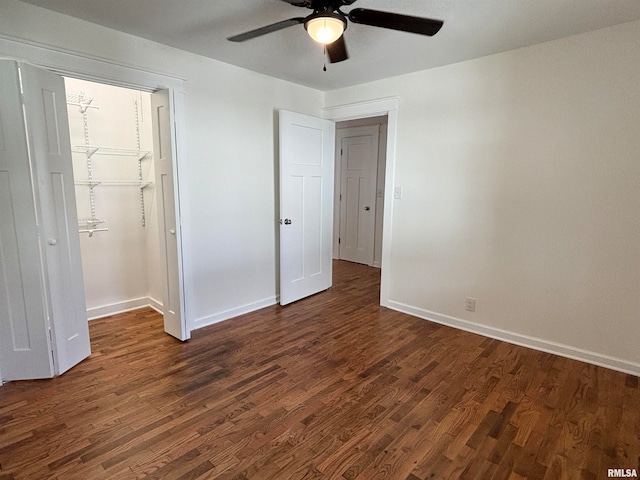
323,97 -> 399,307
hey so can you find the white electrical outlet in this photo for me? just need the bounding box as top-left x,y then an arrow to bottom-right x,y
465,297 -> 476,312
393,186 -> 403,199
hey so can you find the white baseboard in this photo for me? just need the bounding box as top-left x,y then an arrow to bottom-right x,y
386,299 -> 640,377
192,296 -> 278,330
87,297 -> 163,320
147,296 -> 163,315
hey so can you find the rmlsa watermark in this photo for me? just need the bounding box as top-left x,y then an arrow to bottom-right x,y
608,469 -> 638,478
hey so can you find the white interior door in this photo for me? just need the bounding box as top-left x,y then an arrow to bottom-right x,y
151,89 -> 188,340
279,110 -> 335,306
20,63 -> 92,375
0,60 -> 54,381
338,126 -> 379,265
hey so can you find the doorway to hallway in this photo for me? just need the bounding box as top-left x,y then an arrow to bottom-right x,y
333,115 -> 388,268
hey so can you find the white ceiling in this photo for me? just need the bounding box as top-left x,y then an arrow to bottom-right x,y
18,0 -> 640,91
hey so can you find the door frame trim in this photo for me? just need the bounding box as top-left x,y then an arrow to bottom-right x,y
0,34 -> 190,338
323,97 -> 399,307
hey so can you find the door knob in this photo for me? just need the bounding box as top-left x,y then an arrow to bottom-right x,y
284,219 -> 292,225
48,238 -> 57,246
169,229 -> 176,235
364,206 -> 370,211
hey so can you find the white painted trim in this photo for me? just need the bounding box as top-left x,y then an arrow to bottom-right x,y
0,33 -> 190,340
323,97 -> 400,121
387,300 -> 640,377
323,97 -> 399,307
87,297 -> 163,320
192,296 -> 278,330
0,34 -> 185,92
148,296 -> 164,315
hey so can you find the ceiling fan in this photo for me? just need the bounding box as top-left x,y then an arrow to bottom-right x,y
227,0 -> 444,64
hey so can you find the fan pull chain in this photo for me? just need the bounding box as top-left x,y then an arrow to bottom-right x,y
323,45 -> 327,72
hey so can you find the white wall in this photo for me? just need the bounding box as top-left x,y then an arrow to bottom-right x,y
0,0 -> 324,330
326,20 -> 640,373
65,78 -> 162,318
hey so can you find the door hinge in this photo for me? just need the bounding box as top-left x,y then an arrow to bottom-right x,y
338,237 -> 341,244
339,194 -> 342,201
340,148 -> 343,156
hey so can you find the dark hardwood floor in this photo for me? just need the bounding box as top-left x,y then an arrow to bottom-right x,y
0,260 -> 638,479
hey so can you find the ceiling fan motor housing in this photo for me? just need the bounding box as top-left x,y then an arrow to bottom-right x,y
304,10 -> 347,44
308,0 -> 355,10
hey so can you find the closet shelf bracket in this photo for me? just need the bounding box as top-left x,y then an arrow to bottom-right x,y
66,93 -> 99,113
72,145 -> 151,159
75,180 -> 154,188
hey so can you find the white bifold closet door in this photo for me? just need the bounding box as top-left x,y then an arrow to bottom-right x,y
0,60 -> 91,381
150,89 -> 187,341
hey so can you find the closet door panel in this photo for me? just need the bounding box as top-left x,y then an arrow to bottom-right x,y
21,63 -> 91,375
151,89 -> 187,341
0,60 -> 54,380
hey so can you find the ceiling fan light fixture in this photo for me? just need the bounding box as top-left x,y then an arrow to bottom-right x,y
305,13 -> 346,44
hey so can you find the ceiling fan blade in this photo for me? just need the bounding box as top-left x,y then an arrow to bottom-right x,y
281,0 -> 357,7
348,8 -> 443,36
279,0 -> 311,7
326,35 -> 349,63
228,17 -> 305,42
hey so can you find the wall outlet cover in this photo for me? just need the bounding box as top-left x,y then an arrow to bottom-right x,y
465,297 -> 476,312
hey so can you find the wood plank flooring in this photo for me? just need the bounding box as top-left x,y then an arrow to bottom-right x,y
0,260 -> 639,479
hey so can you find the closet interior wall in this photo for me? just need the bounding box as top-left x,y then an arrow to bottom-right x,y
65,77 -> 162,319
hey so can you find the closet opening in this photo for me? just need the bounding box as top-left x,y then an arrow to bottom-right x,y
64,77 -> 164,324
